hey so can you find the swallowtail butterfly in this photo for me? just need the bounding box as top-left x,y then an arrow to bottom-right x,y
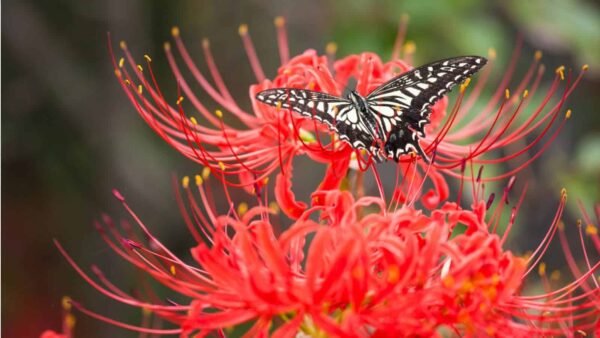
256,56 -> 487,162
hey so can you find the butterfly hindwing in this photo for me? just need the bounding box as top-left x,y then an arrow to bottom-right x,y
255,88 -> 376,151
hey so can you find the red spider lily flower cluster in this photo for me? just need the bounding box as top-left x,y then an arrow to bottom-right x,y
48,16 -> 600,337
112,16 -> 586,217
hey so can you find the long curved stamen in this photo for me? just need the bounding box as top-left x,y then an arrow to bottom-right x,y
238,24 -> 266,82
390,14 -> 409,61
274,16 -> 290,65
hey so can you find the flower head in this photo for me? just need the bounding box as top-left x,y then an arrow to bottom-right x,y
56,175 -> 599,336
112,18 -> 587,216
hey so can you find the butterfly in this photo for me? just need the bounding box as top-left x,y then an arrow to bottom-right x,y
255,56 -> 487,163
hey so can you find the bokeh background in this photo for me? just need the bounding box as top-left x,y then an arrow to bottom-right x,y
3,0 -> 599,336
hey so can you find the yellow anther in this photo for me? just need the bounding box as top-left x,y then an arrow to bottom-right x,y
459,78 -> 471,93
202,38 -> 210,48
523,89 -> 529,98
326,42 -> 338,55
202,167 -> 211,179
182,176 -> 190,188
586,224 -> 598,236
262,177 -> 270,185
276,101 -> 282,109
190,117 -> 198,125
62,296 -> 72,310
274,16 -> 285,27
504,89 -> 510,99
65,313 -> 76,329
268,201 -> 280,214
144,54 -> 152,62
195,174 -> 203,186
560,188 -> 567,199
114,69 -> 122,78
307,82 -> 316,90
442,275 -> 455,287
215,110 -> 223,118
461,280 -> 475,293
400,13 -> 410,23
237,202 -> 249,216
577,219 -> 583,227
118,57 -> 125,68
170,265 -> 176,275
558,220 -> 565,230
137,85 -> 143,94
550,270 -> 561,281
218,162 -> 226,171
137,64 -> 143,72
582,64 -> 589,71
171,26 -> 180,37
555,65 -> 565,80
124,79 -> 130,85
538,262 -> 546,276
164,42 -> 171,51
177,96 -> 184,105
142,307 -> 152,316
387,264 -> 400,283
403,41 -> 416,54
238,24 -> 248,36
488,48 -> 497,60
351,265 -> 365,279
565,109 -> 572,119
534,50 -> 542,61
119,41 -> 127,49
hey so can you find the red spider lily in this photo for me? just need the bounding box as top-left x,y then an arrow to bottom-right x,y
111,18 -> 588,218
53,171 -> 600,337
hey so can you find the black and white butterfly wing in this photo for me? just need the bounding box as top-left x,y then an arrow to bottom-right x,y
255,88 -> 377,152
366,56 -> 487,161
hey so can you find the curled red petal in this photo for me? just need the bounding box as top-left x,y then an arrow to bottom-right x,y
274,158 -> 307,220
317,154 -> 350,191
312,189 -> 355,225
421,169 -> 450,209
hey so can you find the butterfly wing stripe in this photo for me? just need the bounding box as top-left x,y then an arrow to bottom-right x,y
367,56 -> 487,100
255,88 -> 377,153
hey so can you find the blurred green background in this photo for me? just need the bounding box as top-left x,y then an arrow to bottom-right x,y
3,0 -> 599,336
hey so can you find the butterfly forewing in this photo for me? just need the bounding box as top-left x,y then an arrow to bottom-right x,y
366,56 -> 487,160
255,88 -> 377,151
255,56 -> 487,163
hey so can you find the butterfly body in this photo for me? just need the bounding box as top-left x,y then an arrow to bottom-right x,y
256,56 -> 487,163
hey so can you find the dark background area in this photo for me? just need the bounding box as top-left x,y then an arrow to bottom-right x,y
3,0 -> 599,336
